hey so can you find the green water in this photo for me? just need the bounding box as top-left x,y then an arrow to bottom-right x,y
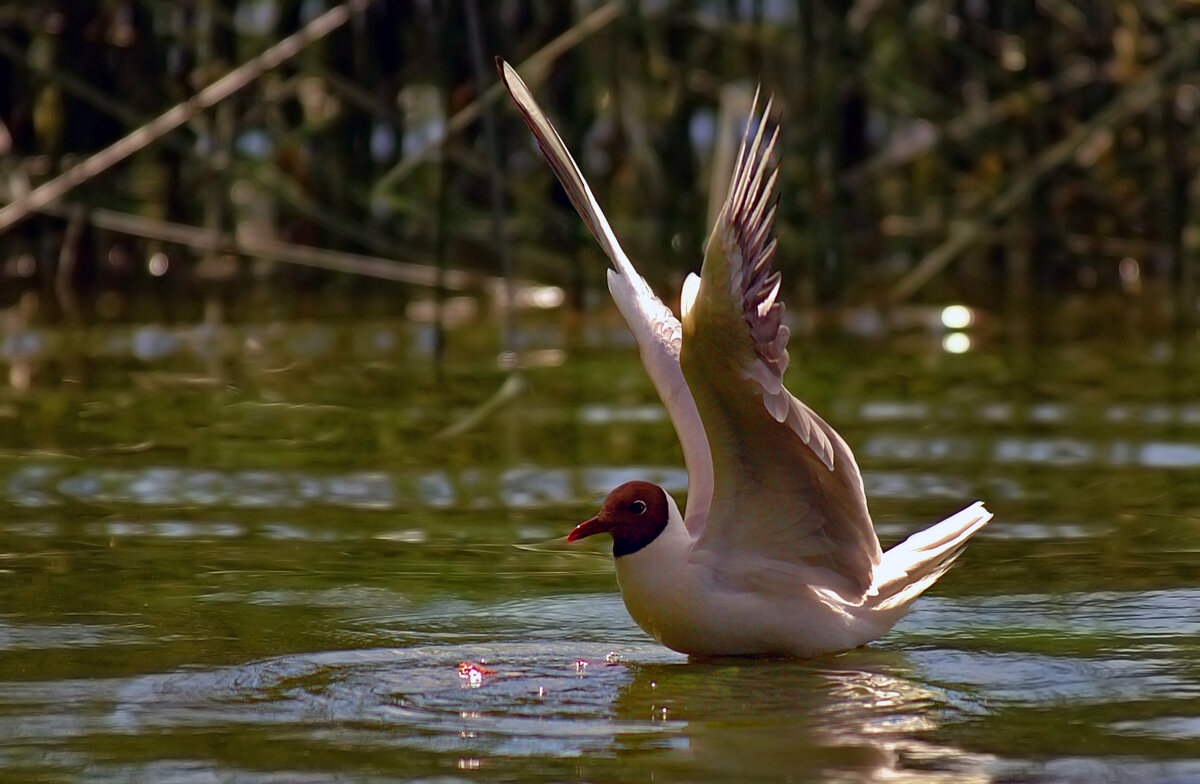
2,316 -> 1200,782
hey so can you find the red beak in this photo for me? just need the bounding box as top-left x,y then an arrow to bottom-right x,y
567,515 -> 611,542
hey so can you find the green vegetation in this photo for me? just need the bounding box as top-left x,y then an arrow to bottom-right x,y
0,2 -> 1196,331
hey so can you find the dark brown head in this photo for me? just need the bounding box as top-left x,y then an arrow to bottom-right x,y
568,481 -> 670,557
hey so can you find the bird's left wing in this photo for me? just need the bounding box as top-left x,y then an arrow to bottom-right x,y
681,96 -> 882,595
497,59 -> 713,526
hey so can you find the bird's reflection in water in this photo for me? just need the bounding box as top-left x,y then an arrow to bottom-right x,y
611,648 -> 994,782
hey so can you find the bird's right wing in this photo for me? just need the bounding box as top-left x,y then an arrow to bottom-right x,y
681,96 -> 882,595
497,59 -> 713,526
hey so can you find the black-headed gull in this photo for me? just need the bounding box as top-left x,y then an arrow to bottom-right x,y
498,60 -> 992,657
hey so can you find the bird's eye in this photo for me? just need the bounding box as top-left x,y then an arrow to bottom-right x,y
630,500 -> 647,515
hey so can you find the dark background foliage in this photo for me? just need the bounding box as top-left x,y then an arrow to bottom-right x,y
1,1 -> 1198,335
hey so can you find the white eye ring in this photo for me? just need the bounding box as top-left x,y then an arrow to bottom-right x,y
631,500 -> 647,515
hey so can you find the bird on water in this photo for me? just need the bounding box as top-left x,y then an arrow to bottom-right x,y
498,59 -> 991,657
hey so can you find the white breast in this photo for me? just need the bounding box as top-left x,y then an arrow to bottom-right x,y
613,495 -> 885,657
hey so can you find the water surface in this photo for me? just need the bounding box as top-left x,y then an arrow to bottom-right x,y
1,317 -> 1199,782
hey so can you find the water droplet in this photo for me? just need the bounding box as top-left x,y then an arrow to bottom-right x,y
457,661 -> 493,688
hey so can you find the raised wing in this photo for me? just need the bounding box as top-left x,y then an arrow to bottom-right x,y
681,96 -> 882,595
496,59 -> 713,526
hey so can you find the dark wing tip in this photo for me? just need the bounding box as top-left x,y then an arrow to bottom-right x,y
721,94 -> 789,377
496,58 -> 627,270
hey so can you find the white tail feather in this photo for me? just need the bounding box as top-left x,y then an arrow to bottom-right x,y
868,501 -> 992,615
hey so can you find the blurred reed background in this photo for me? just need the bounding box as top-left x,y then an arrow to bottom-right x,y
0,1 -> 1197,342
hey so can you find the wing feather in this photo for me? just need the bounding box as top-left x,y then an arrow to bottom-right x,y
682,94 -> 882,594
497,59 -> 713,527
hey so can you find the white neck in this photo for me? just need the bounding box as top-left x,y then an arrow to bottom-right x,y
612,493 -> 695,644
